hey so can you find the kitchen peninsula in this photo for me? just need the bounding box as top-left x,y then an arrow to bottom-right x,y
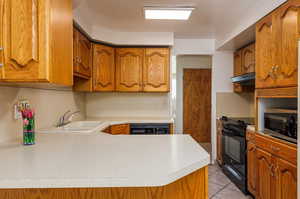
0,132 -> 210,199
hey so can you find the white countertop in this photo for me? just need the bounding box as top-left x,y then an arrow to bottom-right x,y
0,133 -> 210,189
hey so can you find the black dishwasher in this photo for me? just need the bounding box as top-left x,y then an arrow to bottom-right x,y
130,123 -> 170,135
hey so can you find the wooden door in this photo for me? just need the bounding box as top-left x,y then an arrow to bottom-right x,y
216,119 -> 223,165
256,15 -> 276,88
1,0 -> 47,80
234,50 -> 243,76
247,141 -> 257,196
183,69 -> 211,143
242,43 -> 255,74
272,1 -> 300,88
275,157 -> 297,199
93,44 -> 115,91
75,31 -> 92,78
256,148 -> 273,199
116,48 -> 143,92
143,48 -> 170,92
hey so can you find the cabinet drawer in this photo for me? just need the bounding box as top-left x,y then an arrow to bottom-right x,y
110,124 -> 130,135
255,133 -> 297,165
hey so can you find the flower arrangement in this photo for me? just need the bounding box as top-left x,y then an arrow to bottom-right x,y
21,108 -> 35,145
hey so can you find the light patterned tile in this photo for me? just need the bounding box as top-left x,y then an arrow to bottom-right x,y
208,164 -> 222,176
214,186 -> 249,199
208,170 -> 231,186
208,181 -> 224,198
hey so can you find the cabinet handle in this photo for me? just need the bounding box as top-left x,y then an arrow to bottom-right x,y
0,47 -> 3,51
269,164 -> 275,177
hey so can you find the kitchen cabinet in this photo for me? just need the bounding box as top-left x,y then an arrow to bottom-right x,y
143,48 -> 170,92
246,130 -> 257,196
0,0 -> 73,86
216,119 -> 223,165
93,44 -> 115,91
234,50 -> 243,76
116,48 -> 144,92
103,124 -> 130,135
256,1 -> 299,89
73,28 -> 92,79
242,43 -> 255,74
252,133 -> 297,199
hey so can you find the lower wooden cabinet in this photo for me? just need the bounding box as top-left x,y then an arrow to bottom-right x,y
248,133 -> 297,199
247,141 -> 257,196
104,124 -> 130,135
216,119 -> 223,165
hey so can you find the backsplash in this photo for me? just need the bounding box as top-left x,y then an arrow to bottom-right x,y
0,86 -> 86,142
86,92 -> 171,119
216,92 -> 255,118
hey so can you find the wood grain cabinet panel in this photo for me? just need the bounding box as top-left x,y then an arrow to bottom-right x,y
234,50 -> 243,76
256,15 -> 275,89
272,1 -> 300,88
216,119 -> 223,165
93,44 -> 115,91
256,1 -> 300,89
143,48 -> 170,92
256,148 -> 273,199
242,43 -> 255,74
74,28 -> 92,79
247,141 -> 257,196
275,157 -> 297,199
0,0 -> 73,86
116,48 -> 143,92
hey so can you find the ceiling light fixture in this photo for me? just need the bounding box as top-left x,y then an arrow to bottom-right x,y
144,6 -> 194,20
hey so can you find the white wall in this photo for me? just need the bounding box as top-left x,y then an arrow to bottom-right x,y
86,92 -> 171,119
211,51 -> 234,162
173,39 -> 215,55
175,55 -> 212,134
0,86 -> 86,143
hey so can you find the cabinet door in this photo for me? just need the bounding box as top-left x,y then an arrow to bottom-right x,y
247,141 -> 257,196
73,28 -> 79,75
256,148 -> 273,199
116,48 -> 143,92
275,157 -> 297,199
242,43 -> 255,74
234,50 -> 243,76
93,44 -> 115,91
75,31 -> 92,78
143,48 -> 170,92
1,0 -> 47,80
256,15 -> 276,88
272,1 -> 300,88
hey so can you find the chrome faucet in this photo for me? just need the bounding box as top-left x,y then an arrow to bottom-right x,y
57,110 -> 80,127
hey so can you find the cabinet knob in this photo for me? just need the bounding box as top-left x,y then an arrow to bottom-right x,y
0,47 -> 3,51
0,63 -> 3,67
271,145 -> 280,152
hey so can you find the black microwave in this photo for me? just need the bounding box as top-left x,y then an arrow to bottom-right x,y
264,109 -> 297,142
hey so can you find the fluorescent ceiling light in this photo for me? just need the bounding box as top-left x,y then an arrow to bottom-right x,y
144,7 -> 194,20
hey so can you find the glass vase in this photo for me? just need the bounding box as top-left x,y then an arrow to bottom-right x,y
23,117 -> 35,145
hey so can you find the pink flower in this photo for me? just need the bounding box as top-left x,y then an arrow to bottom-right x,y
23,119 -> 29,126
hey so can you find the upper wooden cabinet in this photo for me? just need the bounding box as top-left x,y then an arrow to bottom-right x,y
116,48 -> 144,92
143,48 -> 170,92
73,28 -> 92,79
234,50 -> 243,76
256,1 -> 299,89
93,44 -> 115,91
0,0 -> 73,86
242,43 -> 255,74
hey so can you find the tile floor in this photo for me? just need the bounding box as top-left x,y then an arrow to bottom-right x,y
208,164 -> 253,199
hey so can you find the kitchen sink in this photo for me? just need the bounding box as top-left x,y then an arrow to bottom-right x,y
38,121 -> 106,134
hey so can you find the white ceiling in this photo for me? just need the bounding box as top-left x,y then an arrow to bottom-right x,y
74,0 -> 287,48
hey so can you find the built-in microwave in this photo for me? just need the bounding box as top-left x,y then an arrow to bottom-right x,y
264,109 -> 297,143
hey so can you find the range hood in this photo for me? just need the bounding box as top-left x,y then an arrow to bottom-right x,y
231,72 -> 255,85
